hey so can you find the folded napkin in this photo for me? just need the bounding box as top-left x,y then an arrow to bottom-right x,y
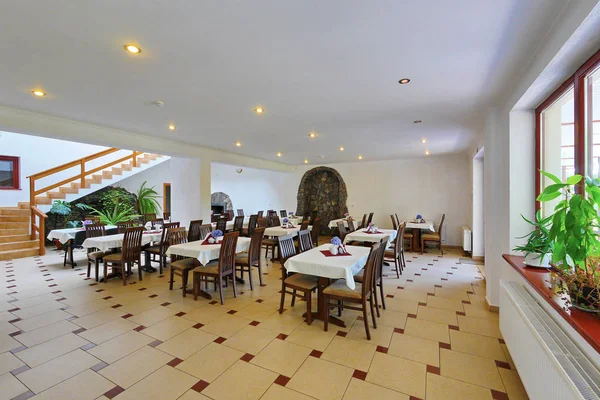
321,250 -> 352,257
201,237 -> 223,245
144,230 -> 162,234
363,230 -> 384,234
280,225 -> 296,229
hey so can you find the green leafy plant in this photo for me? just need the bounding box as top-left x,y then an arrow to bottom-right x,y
513,210 -> 553,258
99,187 -> 136,213
137,181 -> 162,215
90,204 -> 140,225
65,220 -> 82,228
48,200 -> 91,227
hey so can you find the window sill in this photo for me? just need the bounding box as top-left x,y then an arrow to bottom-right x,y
0,187 -> 21,190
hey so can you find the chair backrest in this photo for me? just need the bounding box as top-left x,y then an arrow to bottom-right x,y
143,213 -> 157,224
160,222 -> 180,249
233,216 -> 244,233
438,214 -> 446,237
337,221 -> 348,241
122,226 -> 144,262
390,215 -> 398,230
188,220 -> 204,242
367,212 -> 374,225
268,210 -> 277,218
300,219 -> 309,231
247,214 -> 258,235
360,214 -> 367,229
394,213 -> 401,228
163,212 -> 171,221
167,227 -> 188,261
374,238 -> 388,285
237,209 -> 244,217
199,224 -> 212,241
310,218 -> 321,245
280,210 -> 287,218
86,223 -> 106,238
268,215 -> 280,227
398,221 -> 406,252
150,218 -> 164,229
298,229 -> 313,252
277,234 -> 297,264
248,227 -> 265,266
217,231 -> 239,277
117,222 -> 135,234
85,215 -> 101,223
361,242 -> 381,298
347,217 -> 356,232
257,217 -> 268,228
216,218 -> 227,232
257,210 -> 264,218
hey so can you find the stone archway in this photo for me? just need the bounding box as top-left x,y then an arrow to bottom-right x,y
211,192 -> 233,213
296,167 -> 348,234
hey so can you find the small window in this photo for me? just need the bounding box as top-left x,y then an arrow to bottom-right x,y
0,156 -> 20,190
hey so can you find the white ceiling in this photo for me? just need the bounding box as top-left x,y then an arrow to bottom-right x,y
0,0 -> 568,165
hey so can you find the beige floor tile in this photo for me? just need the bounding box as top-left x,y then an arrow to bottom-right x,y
79,317 -> 139,344
0,352 -> 25,375
233,302 -> 278,322
345,321 -> 394,348
260,384 -> 315,400
440,348 -> 505,392
463,303 -> 500,321
384,297 -> 419,314
18,349 -> 99,394
426,295 -> 464,312
199,313 -> 252,338
342,378 -> 409,400
426,372 -> 493,400
64,300 -> 112,318
72,308 -> 125,330
177,390 -> 213,400
176,342 -> 243,382
366,352 -> 426,398
499,368 -> 530,400
449,330 -> 506,361
222,325 -> 278,355
15,333 -> 89,367
141,315 -> 195,341
394,288 -> 428,303
15,320 -> 80,347
286,321 -> 337,352
87,330 -> 155,364
99,345 -> 173,389
0,332 -> 22,353
10,293 -> 60,310
0,372 -> 29,399
258,312 -> 305,335
404,317 -> 449,344
116,298 -> 165,315
287,356 -> 354,400
321,336 -> 377,371
12,300 -> 64,320
13,309 -> 72,332
203,359 -> 277,400
388,332 -> 440,366
457,315 -> 502,338
181,305 -> 229,324
375,309 -> 408,329
501,344 -> 516,370
250,338 -> 311,377
417,305 -> 458,326
113,365 -> 197,400
31,369 -> 114,400
157,327 -> 218,359
128,306 -> 178,327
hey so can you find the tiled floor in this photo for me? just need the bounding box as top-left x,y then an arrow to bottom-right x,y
0,244 -> 530,399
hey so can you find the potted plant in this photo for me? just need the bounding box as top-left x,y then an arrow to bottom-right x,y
536,171 -> 600,312
513,210 -> 553,268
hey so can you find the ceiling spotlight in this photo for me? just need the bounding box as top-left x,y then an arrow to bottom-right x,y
254,107 -> 264,114
339,146 -> 344,151
236,141 -> 242,147
304,159 -> 308,164
124,44 -> 141,54
358,155 -> 363,160
399,78 -> 410,84
414,120 -> 422,124
425,150 -> 430,155
308,131 -> 317,138
32,90 -> 46,97
277,152 -> 282,157
421,138 -> 427,143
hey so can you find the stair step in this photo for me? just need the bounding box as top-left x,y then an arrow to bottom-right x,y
0,222 -> 29,229
121,162 -> 132,171
102,170 -> 113,179
35,197 -> 52,205
0,234 -> 31,243
138,157 -> 150,164
0,240 -> 38,251
111,167 -> 122,175
0,228 -> 29,235
18,202 -> 30,210
0,209 -> 30,217
92,175 -> 103,184
0,248 -> 40,261
71,182 -> 81,189
46,192 -> 66,199
0,216 -> 29,223
59,186 -> 79,194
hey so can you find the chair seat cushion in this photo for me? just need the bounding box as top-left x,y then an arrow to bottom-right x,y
284,274 -> 318,290
171,258 -> 196,271
403,233 -> 414,238
103,253 -> 122,262
421,233 -> 440,240
384,250 -> 397,257
323,280 -> 362,300
235,254 -> 249,265
263,239 -> 277,246
87,251 -> 106,261
193,260 -> 219,275
145,246 -> 162,254
353,269 -> 364,283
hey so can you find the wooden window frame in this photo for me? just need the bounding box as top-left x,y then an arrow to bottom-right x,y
535,47 -> 600,210
0,155 -> 20,190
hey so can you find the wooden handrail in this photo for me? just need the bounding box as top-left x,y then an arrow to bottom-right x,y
30,206 -> 48,256
27,148 -> 119,180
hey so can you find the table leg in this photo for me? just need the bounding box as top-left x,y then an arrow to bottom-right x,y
64,240 -> 77,267
142,251 -> 157,273
303,277 -> 347,327
412,228 -> 420,252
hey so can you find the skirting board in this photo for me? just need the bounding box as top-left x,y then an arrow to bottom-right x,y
485,297 -> 499,313
472,255 -> 484,262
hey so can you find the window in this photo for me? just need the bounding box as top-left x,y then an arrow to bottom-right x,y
585,65 -> 600,177
0,156 -> 20,190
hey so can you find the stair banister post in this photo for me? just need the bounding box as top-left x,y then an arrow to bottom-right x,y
29,177 -> 35,240
80,158 -> 85,188
132,151 -> 137,167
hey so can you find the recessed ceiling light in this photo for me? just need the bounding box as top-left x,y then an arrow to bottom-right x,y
358,155 -> 363,160
304,159 -> 308,164
308,131 -> 317,138
168,124 -> 176,131
399,78 -> 410,84
236,141 -> 242,147
277,152 -> 282,157
254,107 -> 264,114
414,120 -> 422,124
32,90 -> 46,97
425,150 -> 430,155
421,138 -> 427,143
124,44 -> 141,54
339,146 -> 344,151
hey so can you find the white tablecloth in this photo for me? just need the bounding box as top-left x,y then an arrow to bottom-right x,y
81,231 -> 162,252
211,217 -> 250,231
405,221 -> 435,232
47,226 -> 118,244
328,217 -> 353,229
284,244 -> 370,289
264,225 -> 312,237
343,228 -> 398,245
165,237 -> 251,266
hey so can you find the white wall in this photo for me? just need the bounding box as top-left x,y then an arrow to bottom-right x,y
169,157 -> 202,229
294,155 -> 471,246
211,162 -> 296,215
472,149 -> 485,259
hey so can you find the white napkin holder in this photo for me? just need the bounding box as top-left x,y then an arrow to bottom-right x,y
144,221 -> 153,230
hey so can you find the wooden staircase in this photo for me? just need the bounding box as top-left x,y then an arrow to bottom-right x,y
0,202 -> 40,261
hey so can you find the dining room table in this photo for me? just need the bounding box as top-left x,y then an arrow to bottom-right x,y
47,225 -> 117,267
328,217 -> 351,229
264,225 -> 311,237
211,216 -> 250,231
342,228 -> 397,246
284,244 -> 371,327
165,237 -> 251,299
405,220 -> 435,252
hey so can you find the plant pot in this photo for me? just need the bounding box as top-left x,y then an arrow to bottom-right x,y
523,252 -> 551,268
569,285 -> 600,313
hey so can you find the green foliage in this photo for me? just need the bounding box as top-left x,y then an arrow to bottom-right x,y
512,210 -> 553,257
48,201 -> 92,226
99,187 -> 136,214
66,220 -> 82,228
137,181 -> 162,215
90,204 -> 140,225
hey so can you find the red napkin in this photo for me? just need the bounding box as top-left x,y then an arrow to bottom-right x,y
321,250 -> 352,257
280,226 -> 296,229
363,230 -> 384,234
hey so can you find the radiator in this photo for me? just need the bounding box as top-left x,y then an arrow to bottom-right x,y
499,281 -> 600,400
461,226 -> 472,252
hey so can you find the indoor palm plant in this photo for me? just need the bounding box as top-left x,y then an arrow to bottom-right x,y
513,210 -> 553,267
535,171 -> 600,312
137,181 -> 162,215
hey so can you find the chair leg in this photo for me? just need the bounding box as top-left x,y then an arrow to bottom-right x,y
169,268 -> 174,290
159,254 -> 163,275
279,284 -> 286,314
193,273 -> 199,301
87,258 -> 91,278
138,258 -> 143,281
323,296 -> 329,332
232,274 -> 238,298
373,283 -> 380,317
291,289 -> 297,307
362,302 -> 370,340
394,257 -> 400,279
369,297 -> 377,329
95,259 -> 100,282
248,266 -> 254,290
257,263 -> 264,286
306,291 -> 312,325
440,241 -> 443,255
379,281 -> 386,310
122,263 -> 127,286
104,263 -> 108,283
182,271 -> 188,297
218,277 -> 225,305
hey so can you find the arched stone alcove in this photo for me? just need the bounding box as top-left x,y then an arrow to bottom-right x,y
211,191 -> 233,214
296,167 -> 348,234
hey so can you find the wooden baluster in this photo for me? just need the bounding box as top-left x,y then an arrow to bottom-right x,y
132,151 -> 137,167
39,213 -> 46,256
81,158 -> 85,188
29,178 -> 35,240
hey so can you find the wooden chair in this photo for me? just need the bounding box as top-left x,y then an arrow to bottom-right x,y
257,217 -> 268,228
360,214 -> 367,229
198,224 -> 212,242
354,237 -> 389,316
117,222 -> 135,233
268,215 -> 280,227
149,218 -> 164,229
143,213 -> 157,224
391,214 -> 398,230
237,209 -> 244,217
241,214 -> 258,237
347,217 -> 356,232
298,229 -> 313,252
85,223 -> 106,281
384,225 -> 403,278
311,218 -> 321,246
394,213 -> 413,252
215,218 -> 227,233
280,210 -> 288,218
235,228 -> 265,289
300,219 -> 309,231
232,216 -> 244,234
422,214 -> 445,255
257,210 -> 264,218
163,212 -> 171,221
337,221 -> 348,242
168,227 -> 195,297
103,226 -> 144,285
278,234 -> 318,325
324,242 -> 382,340
193,231 -> 239,304
188,220 -> 204,242
366,212 -> 374,225
144,222 -> 180,274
